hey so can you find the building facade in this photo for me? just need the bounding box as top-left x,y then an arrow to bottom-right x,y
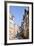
19,9 -> 29,39
9,14 -> 19,40
23,9 -> 29,39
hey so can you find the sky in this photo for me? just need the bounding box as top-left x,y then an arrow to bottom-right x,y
9,6 -> 28,26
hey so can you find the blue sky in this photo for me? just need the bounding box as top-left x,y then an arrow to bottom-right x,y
9,6 -> 28,26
